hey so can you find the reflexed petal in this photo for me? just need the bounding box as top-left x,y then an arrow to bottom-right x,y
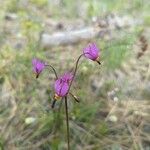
36,61 -> 45,73
59,82 -> 69,97
62,72 -> 73,81
91,43 -> 99,57
32,58 -> 45,75
54,79 -> 69,97
83,43 -> 99,61
32,58 -> 38,72
54,72 -> 73,97
54,79 -> 62,94
32,58 -> 37,65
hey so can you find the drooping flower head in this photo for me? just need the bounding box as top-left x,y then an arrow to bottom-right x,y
83,43 -> 101,64
54,72 -> 73,100
32,58 -> 45,78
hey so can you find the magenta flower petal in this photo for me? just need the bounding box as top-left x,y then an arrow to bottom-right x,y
32,58 -> 45,78
54,72 -> 73,98
83,43 -> 99,61
62,72 -> 73,82
54,79 -> 69,97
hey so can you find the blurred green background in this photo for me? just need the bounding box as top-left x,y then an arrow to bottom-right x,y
0,0 -> 150,149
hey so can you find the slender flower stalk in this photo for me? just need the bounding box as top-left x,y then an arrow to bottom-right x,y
63,48 -> 100,149
68,53 -> 85,92
61,54 -> 85,150
45,64 -> 58,108
69,42 -> 101,92
65,96 -> 70,150
40,64 -> 57,108
45,64 -> 58,79
53,73 -> 72,149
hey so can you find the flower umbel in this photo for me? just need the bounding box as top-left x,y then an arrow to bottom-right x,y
32,58 -> 45,78
83,43 -> 101,64
54,72 -> 73,99
33,42 -> 101,150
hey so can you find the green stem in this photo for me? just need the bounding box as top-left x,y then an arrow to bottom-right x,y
68,54 -> 85,92
45,64 -> 58,108
68,52 -> 100,93
45,64 -> 58,79
65,96 -> 70,150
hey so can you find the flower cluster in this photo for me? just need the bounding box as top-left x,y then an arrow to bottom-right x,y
32,42 -> 100,149
32,43 -> 100,101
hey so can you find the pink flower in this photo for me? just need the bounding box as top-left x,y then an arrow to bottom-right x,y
54,72 -> 73,99
32,58 -> 45,78
61,72 -> 73,83
83,43 -> 100,64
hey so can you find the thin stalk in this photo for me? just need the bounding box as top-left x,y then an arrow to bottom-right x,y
45,64 -> 58,108
68,54 -> 85,92
65,96 -> 70,150
45,64 -> 58,79
68,52 -> 100,92
65,52 -> 84,149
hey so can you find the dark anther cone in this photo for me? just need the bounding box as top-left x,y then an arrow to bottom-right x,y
51,100 -> 56,108
36,74 -> 39,78
96,60 -> 101,65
